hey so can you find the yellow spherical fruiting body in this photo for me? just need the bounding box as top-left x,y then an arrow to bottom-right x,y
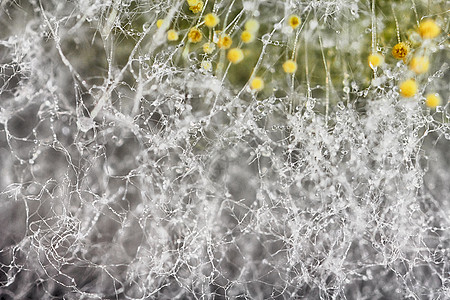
189,0 -> 203,13
245,19 -> 260,33
399,79 -> 417,98
156,19 -> 164,28
425,93 -> 441,108
418,19 -> 441,39
227,48 -> 244,64
241,31 -> 255,43
409,56 -> 430,74
250,77 -> 264,91
282,59 -> 297,73
187,0 -> 199,5
288,14 -> 301,29
204,13 -> 219,28
217,34 -> 232,49
368,53 -> 384,69
202,42 -> 215,54
392,42 -> 409,59
188,27 -> 202,43
167,29 -> 179,41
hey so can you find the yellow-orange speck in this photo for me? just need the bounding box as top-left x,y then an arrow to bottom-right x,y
288,15 -> 301,29
409,56 -> 430,74
399,79 -> 417,98
283,59 -> 297,73
368,53 -> 384,69
217,34 -> 232,49
204,13 -> 219,28
227,48 -> 244,64
156,19 -> 164,28
250,77 -> 264,91
241,31 -> 255,43
425,93 -> 441,108
167,30 -> 179,41
418,19 -> 441,39
392,42 -> 409,59
188,27 -> 202,43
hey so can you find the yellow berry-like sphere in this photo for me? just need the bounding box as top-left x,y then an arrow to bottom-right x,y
227,48 -> 244,64
167,29 -> 179,41
188,27 -> 202,43
368,53 -> 384,69
392,42 -> 409,59
418,19 -> 441,39
288,14 -> 301,29
156,19 -> 164,28
425,93 -> 441,108
250,77 -> 264,91
282,59 -> 297,73
399,79 -> 417,98
189,1 -> 203,13
409,56 -> 430,74
245,18 -> 260,33
202,42 -> 215,54
217,34 -> 232,49
204,13 -> 219,28
187,0 -> 199,5
241,30 -> 255,43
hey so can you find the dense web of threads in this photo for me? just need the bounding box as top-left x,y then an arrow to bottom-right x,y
0,1 -> 448,299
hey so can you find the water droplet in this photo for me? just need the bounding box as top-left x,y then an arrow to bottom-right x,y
62,127 -> 70,135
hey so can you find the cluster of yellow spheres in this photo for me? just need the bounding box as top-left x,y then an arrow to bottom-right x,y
158,4 -> 443,104
240,18 -> 260,44
367,19 -> 442,108
156,2 -> 306,93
